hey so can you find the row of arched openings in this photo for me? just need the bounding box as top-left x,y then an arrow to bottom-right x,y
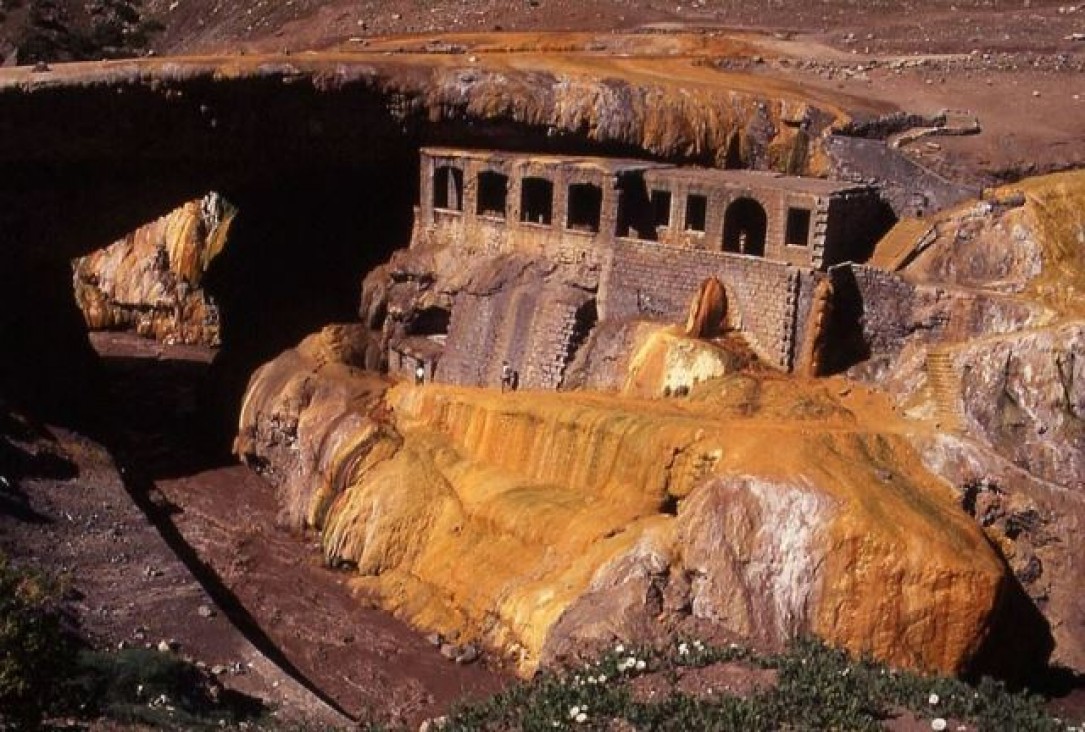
434,164 -> 810,257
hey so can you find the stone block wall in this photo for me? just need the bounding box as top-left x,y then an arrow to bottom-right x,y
824,262 -> 917,373
600,239 -> 806,370
438,279 -> 594,390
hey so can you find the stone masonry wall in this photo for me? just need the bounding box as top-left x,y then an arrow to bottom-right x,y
600,240 -> 805,370
823,262 -> 917,373
439,277 -> 594,390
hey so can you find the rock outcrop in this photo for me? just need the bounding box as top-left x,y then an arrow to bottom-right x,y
854,170 -> 1085,672
236,326 -> 1048,679
73,193 -> 233,346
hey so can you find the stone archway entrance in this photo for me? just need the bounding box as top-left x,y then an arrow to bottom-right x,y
723,197 -> 767,256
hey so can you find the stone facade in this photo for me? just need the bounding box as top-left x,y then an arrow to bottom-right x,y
420,147 -> 885,271
600,240 -> 817,369
401,148 -> 893,382
438,278 -> 594,389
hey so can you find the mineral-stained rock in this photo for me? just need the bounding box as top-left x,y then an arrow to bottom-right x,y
235,324 -> 391,529
72,193 -> 233,346
955,323 -> 1085,491
916,432 -> 1085,672
682,277 -> 727,339
621,326 -> 746,398
237,334 -> 1049,678
853,170 -> 1085,673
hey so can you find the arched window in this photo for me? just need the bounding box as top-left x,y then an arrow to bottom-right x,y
723,197 -> 767,256
434,165 -> 463,211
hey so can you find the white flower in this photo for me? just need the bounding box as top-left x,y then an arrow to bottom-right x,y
931,718 -> 948,732
597,674 -> 607,684
575,712 -> 588,724
928,693 -> 940,706
678,642 -> 689,655
615,643 -> 625,654
569,706 -> 580,719
635,660 -> 646,671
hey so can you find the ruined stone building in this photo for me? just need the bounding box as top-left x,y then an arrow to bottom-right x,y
385,148 -> 894,388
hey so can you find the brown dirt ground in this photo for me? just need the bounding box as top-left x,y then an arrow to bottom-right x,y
143,0 -> 1085,181
0,332 -> 507,728
4,1 -> 1084,180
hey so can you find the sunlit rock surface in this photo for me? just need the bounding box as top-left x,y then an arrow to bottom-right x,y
73,193 -> 233,346
237,326 -> 1044,678
866,170 -> 1085,672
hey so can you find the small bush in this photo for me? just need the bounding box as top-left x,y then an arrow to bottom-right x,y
0,554 -> 77,728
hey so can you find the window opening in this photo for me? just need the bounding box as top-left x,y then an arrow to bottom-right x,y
651,190 -> 672,229
616,175 -> 656,240
723,197 -> 768,256
786,207 -> 811,247
567,183 -> 602,233
477,171 -> 509,218
521,177 -> 554,225
434,165 -> 463,211
685,194 -> 707,233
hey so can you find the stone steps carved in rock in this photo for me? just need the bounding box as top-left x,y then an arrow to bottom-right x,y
925,348 -> 963,431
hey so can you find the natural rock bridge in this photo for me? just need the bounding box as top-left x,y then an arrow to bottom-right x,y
0,34 -> 889,423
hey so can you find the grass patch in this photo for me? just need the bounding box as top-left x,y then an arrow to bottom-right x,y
440,637 -> 1076,731
0,553 -> 264,730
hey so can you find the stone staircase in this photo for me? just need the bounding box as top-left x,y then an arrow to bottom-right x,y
925,348 -> 963,431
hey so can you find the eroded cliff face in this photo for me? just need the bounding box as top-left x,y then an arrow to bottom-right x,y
73,193 -> 233,346
236,325 -> 1044,679
0,38 -> 858,418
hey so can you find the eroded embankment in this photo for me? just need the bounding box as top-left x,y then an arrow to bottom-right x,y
236,325 -> 1045,680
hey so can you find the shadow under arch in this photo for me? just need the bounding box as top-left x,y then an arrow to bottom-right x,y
723,196 -> 767,256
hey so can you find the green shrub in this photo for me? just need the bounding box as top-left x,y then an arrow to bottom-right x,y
442,637 -> 1071,731
0,554 -> 77,728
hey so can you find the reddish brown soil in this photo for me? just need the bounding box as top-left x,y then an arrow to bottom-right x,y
147,0 -> 1085,183
0,332 -> 507,728
5,1 -> 1084,182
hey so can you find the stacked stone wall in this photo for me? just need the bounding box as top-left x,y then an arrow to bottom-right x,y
823,262 -> 916,373
438,280 -> 593,390
438,293 -> 501,386
600,240 -> 806,369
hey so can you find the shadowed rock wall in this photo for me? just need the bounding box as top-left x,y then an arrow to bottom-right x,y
0,54 -> 845,419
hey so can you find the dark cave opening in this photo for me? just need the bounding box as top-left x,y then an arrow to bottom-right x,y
52,155 -> 419,451
200,160 -> 418,442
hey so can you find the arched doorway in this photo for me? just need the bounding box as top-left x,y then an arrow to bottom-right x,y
723,197 -> 767,256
